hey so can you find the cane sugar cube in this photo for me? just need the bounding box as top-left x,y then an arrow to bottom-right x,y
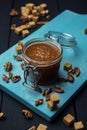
15,27 -> 22,34
50,93 -> 60,104
47,101 -> 57,111
74,121 -> 84,130
63,62 -> 72,71
22,30 -> 29,37
16,45 -> 22,54
25,3 -> 34,10
63,113 -> 75,126
37,124 -> 48,130
29,21 -> 36,28
20,25 -> 27,30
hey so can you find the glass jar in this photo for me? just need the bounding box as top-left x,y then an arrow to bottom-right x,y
22,38 -> 63,85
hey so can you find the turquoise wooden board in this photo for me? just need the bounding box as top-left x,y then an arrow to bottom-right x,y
0,10 -> 87,121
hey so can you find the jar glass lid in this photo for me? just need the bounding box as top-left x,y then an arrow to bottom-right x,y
44,31 -> 77,48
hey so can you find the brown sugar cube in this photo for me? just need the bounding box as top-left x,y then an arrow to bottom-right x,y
18,40 -> 23,46
63,113 -> 75,126
63,62 -> 72,71
40,10 -> 46,16
15,27 -> 23,34
16,45 -> 22,54
47,100 -> 57,111
20,25 -> 28,30
50,93 -> 60,104
25,3 -> 34,10
37,21 -> 48,25
21,6 -> 30,16
27,15 -> 33,21
37,124 -> 48,130
32,16 -> 39,22
22,30 -> 30,37
29,21 -> 36,28
74,121 -> 84,130
36,6 -> 41,11
40,3 -> 47,9
32,9 -> 38,15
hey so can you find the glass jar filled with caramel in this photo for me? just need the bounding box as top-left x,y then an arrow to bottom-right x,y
22,38 -> 63,86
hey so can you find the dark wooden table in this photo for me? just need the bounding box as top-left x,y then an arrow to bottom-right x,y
0,0 -> 87,130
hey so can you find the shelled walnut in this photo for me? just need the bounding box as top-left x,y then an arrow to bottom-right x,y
11,75 -> 21,83
0,112 -> 6,119
4,62 -> 13,72
22,109 -> 33,119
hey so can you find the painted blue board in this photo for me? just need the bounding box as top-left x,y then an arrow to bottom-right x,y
0,10 -> 87,122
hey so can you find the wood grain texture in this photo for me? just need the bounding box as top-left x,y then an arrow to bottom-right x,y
59,0 -> 87,14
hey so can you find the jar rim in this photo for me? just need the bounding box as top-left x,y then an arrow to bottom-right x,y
22,38 -> 63,67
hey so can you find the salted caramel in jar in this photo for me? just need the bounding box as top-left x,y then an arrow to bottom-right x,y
22,38 -> 63,85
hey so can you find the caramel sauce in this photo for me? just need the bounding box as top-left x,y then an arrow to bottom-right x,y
25,43 -> 60,61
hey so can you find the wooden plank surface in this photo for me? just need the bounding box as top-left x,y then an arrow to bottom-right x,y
59,0 -> 87,14
74,84 -> 87,128
0,0 -> 13,54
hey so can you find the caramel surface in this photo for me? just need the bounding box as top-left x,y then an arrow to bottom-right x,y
25,43 -> 60,61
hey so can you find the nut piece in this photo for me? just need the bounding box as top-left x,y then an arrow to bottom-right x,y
84,28 -> 87,34
10,9 -> 18,16
53,85 -> 64,93
74,121 -> 84,130
63,113 -> 75,126
63,62 -> 72,71
11,24 -> 16,30
2,74 -> 9,83
45,94 -> 50,102
28,125 -> 37,130
13,55 -> 22,61
22,109 -> 33,119
42,88 -> 52,96
0,112 -> 6,119
8,72 -> 13,79
74,67 -> 80,77
11,75 -> 21,83
20,62 -> 24,70
35,98 -> 43,106
37,124 -> 48,130
4,62 -> 12,72
67,74 -> 74,82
